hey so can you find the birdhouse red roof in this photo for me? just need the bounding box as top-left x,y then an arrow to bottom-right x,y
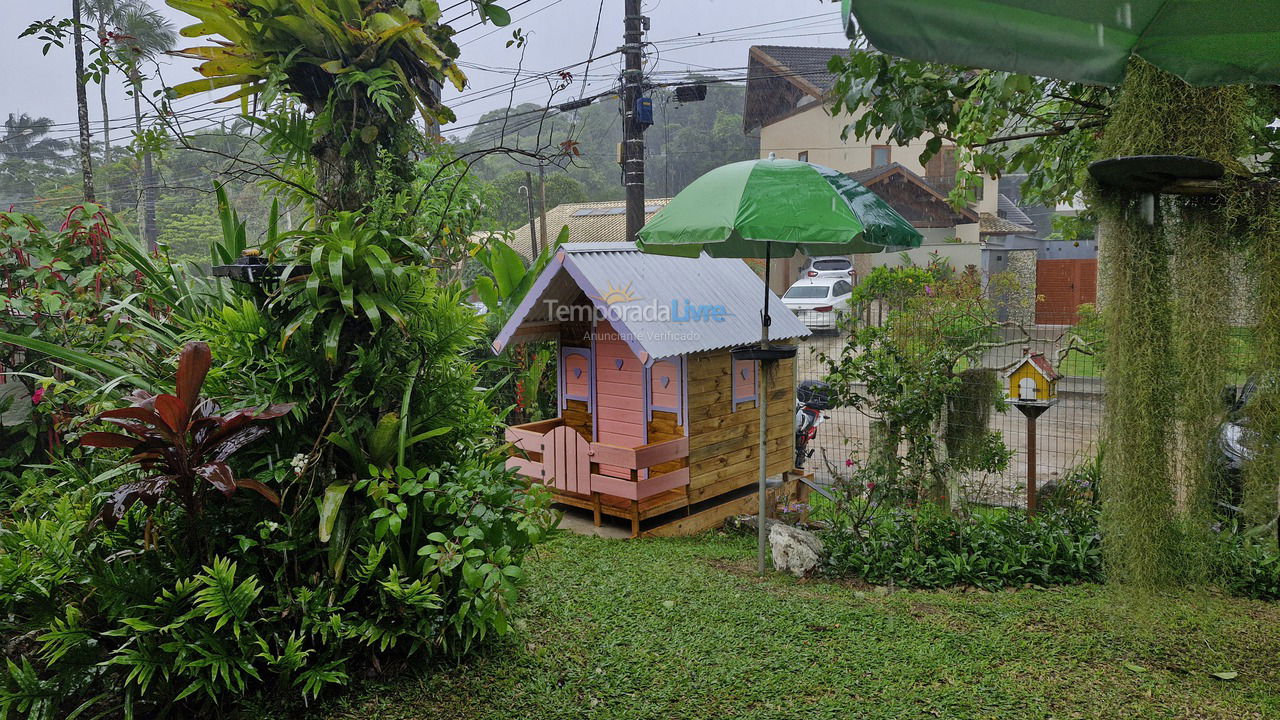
1001,349 -> 1062,382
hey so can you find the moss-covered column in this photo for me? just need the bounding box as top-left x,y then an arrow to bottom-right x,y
1095,60 -> 1248,588
1240,185 -> 1280,531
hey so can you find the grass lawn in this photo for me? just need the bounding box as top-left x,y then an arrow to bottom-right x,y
304,532 -> 1280,720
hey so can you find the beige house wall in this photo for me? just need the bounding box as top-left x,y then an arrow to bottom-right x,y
759,103 -> 998,216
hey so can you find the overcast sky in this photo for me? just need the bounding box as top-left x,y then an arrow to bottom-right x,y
2,1 -> 847,143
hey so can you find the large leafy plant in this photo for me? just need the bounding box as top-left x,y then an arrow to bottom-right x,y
167,0 -> 511,216
80,341 -> 293,537
274,212 -> 409,363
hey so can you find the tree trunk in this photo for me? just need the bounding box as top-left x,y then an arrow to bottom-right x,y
98,21 -> 111,166
73,0 -> 96,203
130,64 -> 157,252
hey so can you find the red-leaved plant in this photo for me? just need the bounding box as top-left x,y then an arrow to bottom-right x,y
80,341 -> 294,535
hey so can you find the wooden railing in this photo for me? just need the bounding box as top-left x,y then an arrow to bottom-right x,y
505,418 -> 689,501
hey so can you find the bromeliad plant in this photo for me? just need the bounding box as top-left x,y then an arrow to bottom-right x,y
167,0 -> 512,216
80,341 -> 293,542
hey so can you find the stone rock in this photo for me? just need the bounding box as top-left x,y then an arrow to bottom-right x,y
769,523 -> 824,578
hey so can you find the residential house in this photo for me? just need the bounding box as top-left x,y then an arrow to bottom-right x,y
744,45 -> 1093,323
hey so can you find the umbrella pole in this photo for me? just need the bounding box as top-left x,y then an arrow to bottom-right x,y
758,241 -> 771,575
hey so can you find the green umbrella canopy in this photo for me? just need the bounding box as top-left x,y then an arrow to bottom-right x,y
842,0 -> 1280,87
636,156 -> 922,258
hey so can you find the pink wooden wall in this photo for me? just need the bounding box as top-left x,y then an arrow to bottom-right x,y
593,319 -> 645,477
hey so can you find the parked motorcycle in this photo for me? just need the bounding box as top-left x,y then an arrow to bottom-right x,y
794,380 -> 831,470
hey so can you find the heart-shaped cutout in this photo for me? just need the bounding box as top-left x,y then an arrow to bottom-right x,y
660,376 -> 670,388
615,359 -> 624,370
573,367 -> 582,379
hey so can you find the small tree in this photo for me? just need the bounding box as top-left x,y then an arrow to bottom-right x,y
820,260 -> 1021,511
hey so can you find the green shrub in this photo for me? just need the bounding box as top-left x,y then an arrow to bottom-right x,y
1211,523 -> 1280,601
0,456 -> 555,717
821,504 -> 1104,590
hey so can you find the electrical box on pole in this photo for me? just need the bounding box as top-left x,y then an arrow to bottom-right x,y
634,97 -> 654,127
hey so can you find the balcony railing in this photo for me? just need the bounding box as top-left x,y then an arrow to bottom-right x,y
505,418 -> 689,502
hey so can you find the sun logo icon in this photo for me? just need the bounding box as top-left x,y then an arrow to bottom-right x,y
594,281 -> 640,305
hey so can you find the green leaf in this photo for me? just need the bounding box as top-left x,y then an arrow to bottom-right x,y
1210,671 -> 1238,680
484,4 -> 512,26
1124,663 -> 1148,674
323,313 -> 345,364
0,331 -> 159,393
355,292 -> 383,333
318,483 -> 351,543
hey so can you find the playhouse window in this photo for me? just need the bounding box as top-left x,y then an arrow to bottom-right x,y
732,358 -> 758,409
646,358 -> 684,425
1019,376 -> 1038,400
560,347 -> 592,411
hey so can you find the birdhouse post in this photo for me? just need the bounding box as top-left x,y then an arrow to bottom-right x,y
1001,349 -> 1062,515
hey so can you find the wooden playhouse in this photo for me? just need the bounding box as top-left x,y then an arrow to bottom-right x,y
492,242 -> 811,536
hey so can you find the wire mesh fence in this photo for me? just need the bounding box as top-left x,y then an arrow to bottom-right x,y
791,299 -> 1104,509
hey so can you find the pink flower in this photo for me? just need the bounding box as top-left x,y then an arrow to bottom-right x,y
31,387 -> 45,404
845,459 -> 854,467
924,285 -> 935,297
866,482 -> 877,490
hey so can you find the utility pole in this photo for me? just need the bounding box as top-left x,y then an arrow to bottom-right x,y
522,172 -> 539,257
537,164 -> 549,249
621,0 -> 646,242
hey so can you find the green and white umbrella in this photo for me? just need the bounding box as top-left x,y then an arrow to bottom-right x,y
638,155 -> 921,258
637,155 -> 921,574
841,0 -> 1280,87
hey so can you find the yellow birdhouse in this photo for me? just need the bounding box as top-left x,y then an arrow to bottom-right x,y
1001,349 -> 1062,404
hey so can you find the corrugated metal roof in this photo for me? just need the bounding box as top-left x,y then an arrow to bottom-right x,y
502,199 -> 671,259
494,242 -> 810,361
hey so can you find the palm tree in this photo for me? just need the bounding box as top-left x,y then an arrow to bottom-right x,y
111,3 -> 176,251
0,114 -> 70,163
83,0 -> 135,167
72,0 -> 96,202
0,114 -> 75,208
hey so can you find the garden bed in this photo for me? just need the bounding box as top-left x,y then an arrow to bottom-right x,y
295,533 -> 1280,720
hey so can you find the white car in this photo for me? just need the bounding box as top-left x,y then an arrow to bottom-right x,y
781,277 -> 854,331
797,255 -> 855,281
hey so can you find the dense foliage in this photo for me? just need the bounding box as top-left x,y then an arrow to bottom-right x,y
0,2 -> 562,717
819,257 -> 1017,510
822,503 -> 1103,591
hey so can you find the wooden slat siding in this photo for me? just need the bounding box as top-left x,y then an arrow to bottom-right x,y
591,467 -> 690,501
593,320 -> 646,476
647,410 -> 687,476
563,399 -> 592,440
687,385 -> 792,419
643,477 -> 797,538
690,425 -> 791,463
685,348 -> 795,498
